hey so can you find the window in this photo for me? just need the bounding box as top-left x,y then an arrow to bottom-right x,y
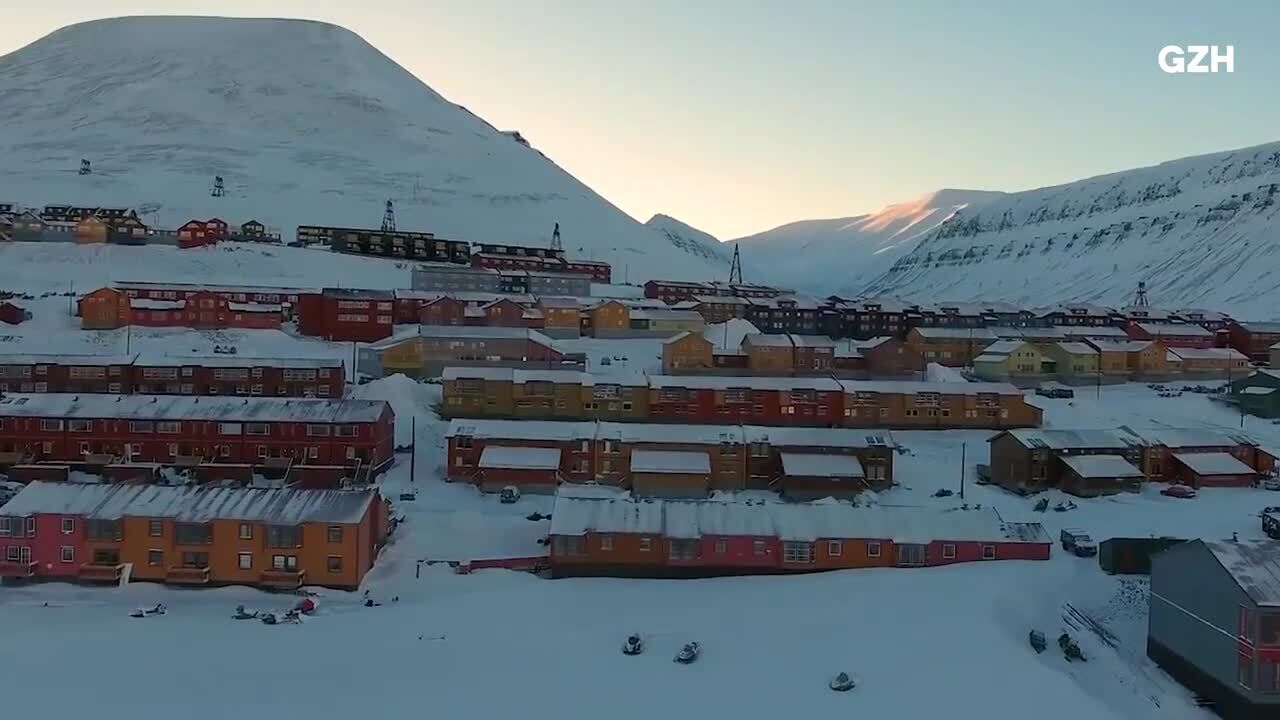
867,542 -> 882,558
218,423 -> 242,436
61,517 -> 75,534
272,555 -> 299,571
552,536 -> 583,556
306,425 -> 331,437
181,552 -> 209,569
267,525 -> 302,548
1261,614 -> 1280,645
86,519 -> 121,541
982,545 -> 996,560
238,553 -> 253,570
148,520 -> 163,537
92,548 -> 120,565
714,539 -> 727,554
828,540 -> 842,557
69,419 -> 91,432
0,517 -> 8,537
336,425 -> 357,438
327,526 -> 343,543
600,535 -> 613,551
246,423 -> 269,436
147,550 -> 164,567
942,544 -> 956,559
639,537 -> 652,552
239,523 -> 253,540
783,541 -> 813,563
60,546 -> 74,563
327,555 -> 343,573
40,419 -> 63,431
752,539 -> 767,556
174,523 -> 212,545
1240,654 -> 1255,689
668,539 -> 698,560
157,421 -> 180,434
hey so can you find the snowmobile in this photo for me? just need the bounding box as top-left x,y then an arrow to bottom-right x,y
1058,633 -> 1086,662
294,598 -> 318,616
1053,501 -> 1077,512
1029,630 -> 1047,654
933,488 -> 954,498
130,603 -> 166,618
622,634 -> 644,656
261,613 -> 279,625
1033,498 -> 1049,512
232,604 -> 259,620
829,672 -> 856,692
674,642 -> 701,664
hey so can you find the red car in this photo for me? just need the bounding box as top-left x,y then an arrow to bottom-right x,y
1161,484 -> 1197,499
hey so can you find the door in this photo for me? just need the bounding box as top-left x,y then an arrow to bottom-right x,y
897,543 -> 926,567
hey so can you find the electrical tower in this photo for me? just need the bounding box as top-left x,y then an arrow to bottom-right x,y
728,244 -> 743,285
1133,281 -> 1150,307
79,159 -> 92,176
381,199 -> 396,232
211,176 -> 225,197
550,222 -> 562,253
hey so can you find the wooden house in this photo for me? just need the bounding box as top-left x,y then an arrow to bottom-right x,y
0,482 -> 388,590
742,333 -> 795,373
1169,347 -> 1249,378
10,211 -> 45,241
1041,341 -> 1100,378
1228,321 -> 1280,361
628,450 -> 713,498
418,296 -> 468,326
973,340 -> 1044,382
1232,370 -> 1280,418
588,300 -> 631,337
177,220 -> 215,249
0,302 -> 29,325
1127,321 -> 1216,349
78,287 -> 130,329
0,214 -> 12,243
538,297 -> 582,338
75,215 -> 109,244
296,288 -> 395,342
904,327 -> 998,368
661,331 -> 714,371
987,429 -> 1143,496
240,220 -> 266,239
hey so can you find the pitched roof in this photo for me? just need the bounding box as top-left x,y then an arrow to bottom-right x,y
0,482 -> 376,524
1204,540 -> 1280,607
1002,428 -> 1137,450
629,450 -> 711,474
478,446 -> 562,471
910,327 -> 999,340
0,394 -> 387,423
1060,454 -> 1144,479
1135,322 -> 1213,337
781,453 -> 864,478
1172,452 -> 1256,476
1169,347 -> 1248,361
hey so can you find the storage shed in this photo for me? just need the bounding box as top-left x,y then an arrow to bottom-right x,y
629,449 -> 711,499
779,453 -> 866,501
1058,454 -> 1145,497
1172,452 -> 1259,488
477,446 -> 563,492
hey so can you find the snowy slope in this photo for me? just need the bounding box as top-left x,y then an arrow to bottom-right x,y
863,142 -> 1280,317
0,16 -> 722,281
643,213 -> 731,267
729,189 -> 1005,294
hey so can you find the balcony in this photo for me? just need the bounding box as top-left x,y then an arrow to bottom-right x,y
79,563 -> 125,582
260,568 -> 306,589
0,560 -> 37,578
165,566 -> 211,584
0,451 -> 30,467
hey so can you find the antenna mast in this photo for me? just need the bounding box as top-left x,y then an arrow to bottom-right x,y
728,244 -> 743,285
1133,281 -> 1150,308
381,200 -> 396,232
550,222 -> 562,253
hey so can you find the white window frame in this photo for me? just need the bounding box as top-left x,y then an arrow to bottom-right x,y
599,535 -> 613,551
638,537 -> 652,552
867,542 -> 882,558
238,552 -> 253,570
982,545 -> 996,560
61,517 -> 75,534
942,543 -> 956,559
828,540 -> 842,557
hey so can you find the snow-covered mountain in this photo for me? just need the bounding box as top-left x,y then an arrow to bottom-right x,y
644,213 -> 730,266
0,16 -> 723,281
863,143 -> 1280,317
727,189 -> 1004,294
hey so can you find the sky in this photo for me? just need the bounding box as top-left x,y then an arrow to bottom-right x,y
4,1 -> 1279,239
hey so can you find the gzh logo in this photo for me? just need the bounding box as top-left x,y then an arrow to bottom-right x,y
1158,45 -> 1234,73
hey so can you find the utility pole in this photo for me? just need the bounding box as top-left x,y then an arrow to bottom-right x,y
728,245 -> 743,285
410,416 -> 417,484
959,443 -> 967,499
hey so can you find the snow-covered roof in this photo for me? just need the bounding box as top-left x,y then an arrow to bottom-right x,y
978,340 -> 1031,356
839,380 -> 1024,396
1204,540 -> 1280,607
691,294 -> 750,305
629,308 -> 704,322
0,353 -> 138,366
742,426 -> 894,449
1003,428 -> 1137,450
441,367 -> 646,387
137,355 -> 342,369
742,334 -> 795,348
0,393 -> 387,423
661,331 -> 696,345
910,327 -> 999,340
130,298 -> 185,310
0,481 -> 376,524
368,324 -> 555,349
1243,387 -> 1277,396
1086,339 -> 1156,353
550,494 -> 1050,545
1059,454 -> 1144,479
781,453 -> 864,478
1121,426 -> 1256,449
114,280 -> 319,295
1135,322 -> 1213,337
1235,322 -> 1280,334
596,422 -> 744,446
630,450 -> 711,475
446,419 -> 596,441
1172,452 -> 1256,476
788,334 -> 838,349
1169,347 -> 1248,360
1054,342 -> 1099,355
972,353 -> 1003,364
478,446 -> 562,471
649,375 -> 844,392
538,296 -> 580,308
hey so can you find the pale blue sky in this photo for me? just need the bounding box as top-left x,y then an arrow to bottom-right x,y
6,1 -> 1277,238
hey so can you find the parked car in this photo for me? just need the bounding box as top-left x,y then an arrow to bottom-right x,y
1060,529 -> 1098,557
1264,479 -> 1280,492
1035,382 -> 1074,399
500,485 -> 521,504
1161,484 -> 1197,499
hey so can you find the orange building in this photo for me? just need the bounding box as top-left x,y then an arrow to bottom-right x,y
78,287 -> 130,329
538,297 -> 582,338
662,331 -> 714,371
0,482 -> 389,590
589,300 -> 630,336
75,216 -> 109,244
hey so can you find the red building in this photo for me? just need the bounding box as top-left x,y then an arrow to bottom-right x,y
470,251 -> 611,283
418,296 -> 468,326
644,279 -> 712,304
1126,321 -> 1216,349
0,301 -> 29,325
297,289 -> 396,342
113,281 -> 316,311
0,394 -> 395,474
647,376 -> 846,426
131,356 -> 345,397
177,219 -> 221,249
1228,321 -> 1280,361
548,491 -> 1051,578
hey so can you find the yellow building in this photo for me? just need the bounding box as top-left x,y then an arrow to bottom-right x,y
1041,341 -> 1099,377
973,340 -> 1043,381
